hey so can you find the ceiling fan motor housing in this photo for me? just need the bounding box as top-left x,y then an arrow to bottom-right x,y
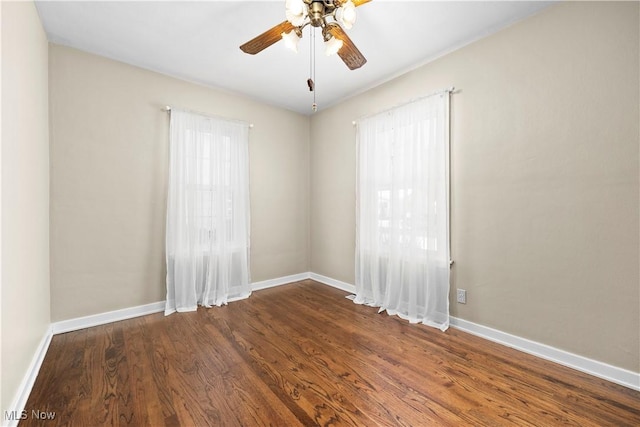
309,1 -> 330,27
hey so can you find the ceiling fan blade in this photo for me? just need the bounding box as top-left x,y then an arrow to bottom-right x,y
335,0 -> 371,7
327,24 -> 367,70
240,21 -> 296,55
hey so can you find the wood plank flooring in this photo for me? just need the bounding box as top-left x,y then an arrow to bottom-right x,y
22,280 -> 640,426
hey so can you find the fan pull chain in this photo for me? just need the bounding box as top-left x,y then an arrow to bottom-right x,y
308,27 -> 317,112
308,26 -> 313,89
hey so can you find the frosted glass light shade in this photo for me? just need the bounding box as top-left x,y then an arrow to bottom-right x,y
285,0 -> 307,26
324,36 -> 343,56
282,30 -> 300,53
336,0 -> 357,30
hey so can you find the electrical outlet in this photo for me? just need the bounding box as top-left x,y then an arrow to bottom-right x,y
456,289 -> 467,304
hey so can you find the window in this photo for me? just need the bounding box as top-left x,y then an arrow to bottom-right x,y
354,91 -> 451,331
186,132 -> 238,250
165,109 -> 251,313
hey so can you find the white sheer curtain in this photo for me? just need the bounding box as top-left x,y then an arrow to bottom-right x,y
354,92 -> 450,331
165,109 -> 251,314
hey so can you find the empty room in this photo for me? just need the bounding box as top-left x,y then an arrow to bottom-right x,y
2,0 -> 639,425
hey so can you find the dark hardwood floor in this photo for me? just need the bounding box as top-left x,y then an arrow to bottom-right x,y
22,280 -> 640,426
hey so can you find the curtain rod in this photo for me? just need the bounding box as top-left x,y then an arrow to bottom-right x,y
163,105 -> 254,129
352,86 -> 456,126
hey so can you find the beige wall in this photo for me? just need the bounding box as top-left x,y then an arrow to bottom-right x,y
1,1 -> 51,413
21,0 -> 640,385
310,1 -> 639,372
49,45 -> 310,321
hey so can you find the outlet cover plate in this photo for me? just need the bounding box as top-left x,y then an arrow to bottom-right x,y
457,289 -> 466,304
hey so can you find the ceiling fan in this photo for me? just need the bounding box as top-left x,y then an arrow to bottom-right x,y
240,0 -> 371,70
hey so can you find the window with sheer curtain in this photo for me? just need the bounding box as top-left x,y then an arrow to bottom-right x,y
165,109 -> 251,314
354,92 -> 450,331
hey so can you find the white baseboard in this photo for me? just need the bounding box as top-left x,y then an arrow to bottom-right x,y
51,301 -> 166,335
7,273 -> 310,424
39,272 -> 640,394
251,272 -> 311,291
309,272 -> 356,293
449,317 -> 640,391
50,273 -> 314,334
3,327 -> 53,427
310,273 -> 640,391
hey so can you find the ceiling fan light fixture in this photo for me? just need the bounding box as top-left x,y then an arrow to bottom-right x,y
285,0 -> 307,26
324,36 -> 344,56
240,0 -> 368,70
336,0 -> 357,30
282,29 -> 301,53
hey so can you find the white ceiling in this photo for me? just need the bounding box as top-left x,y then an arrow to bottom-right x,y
36,1 -> 554,115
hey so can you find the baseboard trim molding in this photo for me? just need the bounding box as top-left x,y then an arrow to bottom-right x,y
251,272 -> 311,291
51,301 -> 166,335
449,316 -> 640,391
307,273 -> 639,391
43,272 -> 639,393
50,273 -> 314,335
309,272 -> 356,293
4,327 -> 53,427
